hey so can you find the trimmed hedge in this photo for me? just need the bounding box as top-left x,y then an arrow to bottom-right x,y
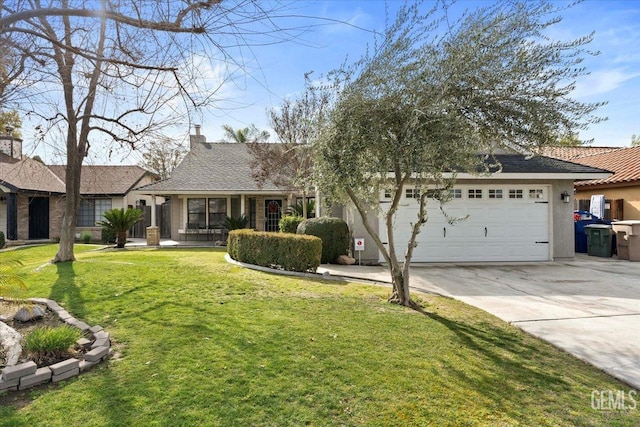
227,229 -> 322,272
0,231 -> 5,248
297,217 -> 349,264
279,215 -> 304,234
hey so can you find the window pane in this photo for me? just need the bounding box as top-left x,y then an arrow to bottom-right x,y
77,199 -> 94,227
188,198 -> 206,228
488,189 -> 503,199
95,199 -> 112,224
208,198 -> 227,227
208,198 -> 226,214
468,189 -> 482,199
509,189 -> 523,199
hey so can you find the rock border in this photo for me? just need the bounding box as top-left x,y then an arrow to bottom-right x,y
0,298 -> 111,393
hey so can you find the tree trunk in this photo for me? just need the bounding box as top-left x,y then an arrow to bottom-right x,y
53,140 -> 83,263
116,231 -> 127,248
387,262 -> 421,309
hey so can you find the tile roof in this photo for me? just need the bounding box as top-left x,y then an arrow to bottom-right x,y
0,157 -> 65,193
539,146 -> 622,161
562,146 -> 640,187
137,142 -> 284,193
48,165 -> 155,195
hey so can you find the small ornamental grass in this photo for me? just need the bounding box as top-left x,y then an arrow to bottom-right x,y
24,325 -> 82,365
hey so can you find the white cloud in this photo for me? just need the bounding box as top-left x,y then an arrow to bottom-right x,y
572,69 -> 640,99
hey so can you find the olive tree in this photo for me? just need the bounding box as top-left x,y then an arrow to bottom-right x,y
314,1 -> 604,308
0,1 -> 292,262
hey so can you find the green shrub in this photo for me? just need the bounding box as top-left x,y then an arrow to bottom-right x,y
227,229 -> 321,272
297,217 -> 350,264
80,231 -> 92,244
279,215 -> 304,234
24,325 -> 82,364
224,214 -> 249,230
0,230 -> 5,248
102,226 -> 116,244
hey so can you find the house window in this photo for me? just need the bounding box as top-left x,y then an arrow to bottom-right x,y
77,198 -> 112,226
383,189 -> 392,199
405,188 -> 420,199
509,189 -> 523,199
488,189 -> 503,199
529,189 -> 544,199
208,198 -> 227,228
187,198 -> 206,228
468,189 -> 483,199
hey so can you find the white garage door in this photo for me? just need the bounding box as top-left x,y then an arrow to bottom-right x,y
380,185 -> 550,262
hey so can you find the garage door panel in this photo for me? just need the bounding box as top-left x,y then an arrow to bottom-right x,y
381,185 -> 551,262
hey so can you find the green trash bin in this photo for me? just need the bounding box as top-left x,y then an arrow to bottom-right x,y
585,224 -> 613,257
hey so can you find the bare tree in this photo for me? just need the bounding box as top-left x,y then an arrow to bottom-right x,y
0,1 -> 295,262
138,136 -> 187,180
248,76 -> 330,218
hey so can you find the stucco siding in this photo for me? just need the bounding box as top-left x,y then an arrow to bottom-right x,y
575,185 -> 640,220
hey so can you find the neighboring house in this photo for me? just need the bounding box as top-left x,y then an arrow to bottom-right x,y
134,128 -> 298,242
0,152 -> 65,241
542,146 -> 640,221
48,165 -> 161,240
1,146 -> 159,242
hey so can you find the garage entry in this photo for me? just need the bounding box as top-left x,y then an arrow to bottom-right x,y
381,184 -> 551,262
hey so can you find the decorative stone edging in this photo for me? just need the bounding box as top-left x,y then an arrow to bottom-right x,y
0,298 -> 112,393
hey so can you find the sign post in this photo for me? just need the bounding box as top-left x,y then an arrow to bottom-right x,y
354,237 -> 365,266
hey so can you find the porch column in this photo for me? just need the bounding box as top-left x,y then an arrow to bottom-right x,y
146,195 -> 159,246
240,195 -> 245,217
227,196 -> 232,217
150,195 -> 157,227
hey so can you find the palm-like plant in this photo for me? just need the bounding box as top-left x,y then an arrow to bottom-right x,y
97,208 -> 144,248
0,257 -> 27,300
286,200 -> 316,219
224,214 -> 249,230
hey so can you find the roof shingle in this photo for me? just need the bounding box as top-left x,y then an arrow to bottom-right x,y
137,143 -> 284,193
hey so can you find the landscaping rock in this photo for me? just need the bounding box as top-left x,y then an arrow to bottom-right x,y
13,304 -> 46,322
335,255 -> 356,265
0,321 -> 23,366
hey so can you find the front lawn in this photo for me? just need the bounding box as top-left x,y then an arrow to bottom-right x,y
0,245 -> 637,426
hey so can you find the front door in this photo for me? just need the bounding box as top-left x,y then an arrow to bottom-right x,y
29,197 -> 49,239
264,199 -> 282,232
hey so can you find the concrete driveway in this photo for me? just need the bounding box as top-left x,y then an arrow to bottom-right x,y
319,255 -> 640,389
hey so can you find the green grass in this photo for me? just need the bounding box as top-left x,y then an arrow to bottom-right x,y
24,325 -> 83,354
0,245 -> 638,426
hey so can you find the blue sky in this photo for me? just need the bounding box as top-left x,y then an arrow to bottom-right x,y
194,0 -> 640,147
22,1 -> 640,164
